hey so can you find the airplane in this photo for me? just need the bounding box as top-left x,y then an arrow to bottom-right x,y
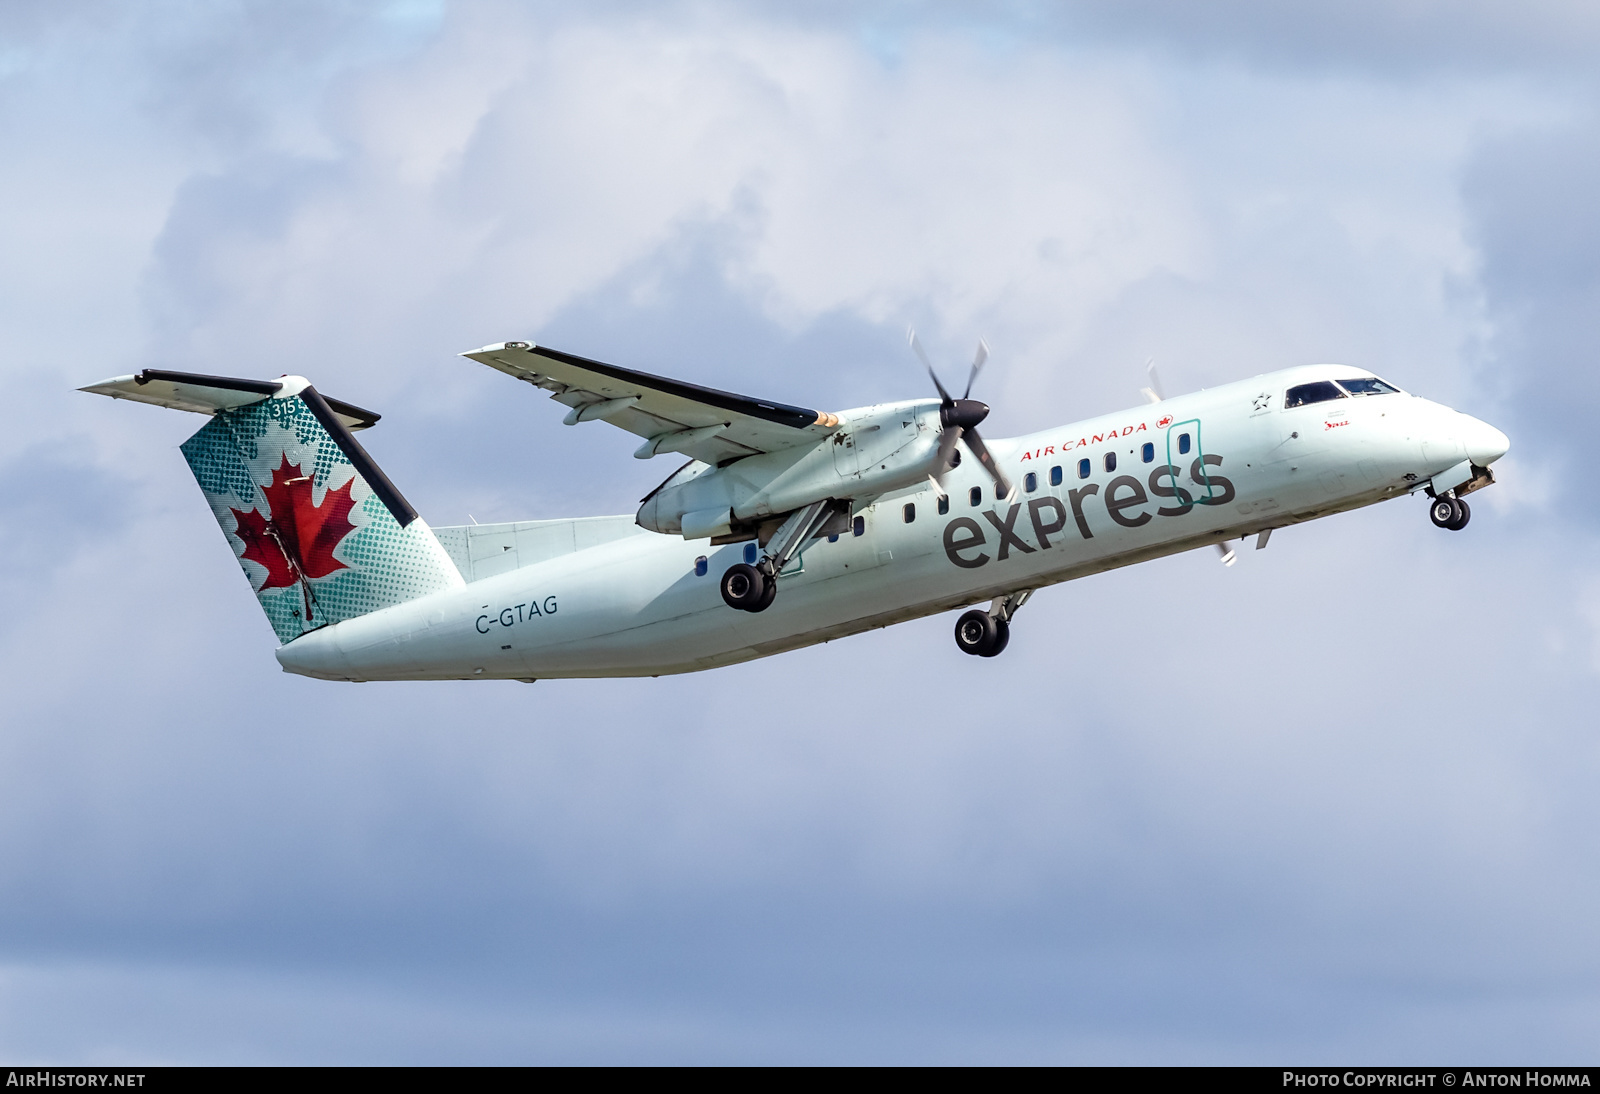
80,334 -> 1509,681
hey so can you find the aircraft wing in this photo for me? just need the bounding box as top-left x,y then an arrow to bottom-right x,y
463,343 -> 839,463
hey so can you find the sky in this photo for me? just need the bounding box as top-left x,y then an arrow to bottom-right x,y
2,0 -> 1599,1064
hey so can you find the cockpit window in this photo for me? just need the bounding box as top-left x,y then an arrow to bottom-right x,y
1284,381 -> 1347,408
1336,377 -> 1400,397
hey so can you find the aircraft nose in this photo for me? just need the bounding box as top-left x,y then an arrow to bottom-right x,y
1460,414 -> 1510,466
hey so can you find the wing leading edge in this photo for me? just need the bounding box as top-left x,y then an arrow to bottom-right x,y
463,343 -> 839,464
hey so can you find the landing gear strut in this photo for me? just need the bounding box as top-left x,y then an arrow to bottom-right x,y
1429,493 -> 1471,531
720,499 -> 847,613
953,589 -> 1031,658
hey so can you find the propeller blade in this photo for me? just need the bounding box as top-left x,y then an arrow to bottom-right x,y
962,427 -> 1012,498
932,425 -> 963,486
1215,541 -> 1237,567
963,339 -> 989,399
1140,358 -> 1166,404
907,327 -> 953,405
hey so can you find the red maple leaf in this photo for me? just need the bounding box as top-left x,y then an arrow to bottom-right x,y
259,454 -> 357,580
229,454 -> 358,597
230,505 -> 297,590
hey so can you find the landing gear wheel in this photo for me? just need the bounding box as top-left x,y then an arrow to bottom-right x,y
751,572 -> 778,612
720,563 -> 768,611
1429,496 -> 1460,529
979,619 -> 1010,658
1445,498 -> 1471,531
954,609 -> 1000,657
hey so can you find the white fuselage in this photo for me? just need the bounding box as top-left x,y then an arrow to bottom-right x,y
275,365 -> 1508,681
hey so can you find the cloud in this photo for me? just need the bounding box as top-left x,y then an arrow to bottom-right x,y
924,0 -> 1600,77
1,0 -> 1598,1063
1462,115 -> 1600,489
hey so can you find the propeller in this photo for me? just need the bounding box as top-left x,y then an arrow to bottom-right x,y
908,328 -> 1013,499
1140,358 -> 1166,404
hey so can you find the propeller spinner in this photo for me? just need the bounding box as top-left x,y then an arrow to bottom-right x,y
908,329 -> 1013,499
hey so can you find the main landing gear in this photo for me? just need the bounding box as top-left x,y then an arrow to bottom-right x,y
954,589 -> 1031,658
720,562 -> 776,612
720,499 -> 847,614
1428,493 -> 1471,531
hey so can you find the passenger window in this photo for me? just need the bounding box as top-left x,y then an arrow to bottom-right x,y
937,495 -> 949,515
1024,472 -> 1038,493
1178,432 -> 1191,455
1141,442 -> 1154,463
903,502 -> 915,523
1104,452 -> 1117,473
853,515 -> 865,537
1078,458 -> 1090,479
744,542 -> 759,564
1337,377 -> 1400,397
969,486 -> 982,506
1050,465 -> 1062,487
694,555 -> 708,577
828,534 -> 839,543
1284,381 -> 1347,408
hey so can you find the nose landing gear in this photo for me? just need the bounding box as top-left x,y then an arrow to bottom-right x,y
1429,494 -> 1471,531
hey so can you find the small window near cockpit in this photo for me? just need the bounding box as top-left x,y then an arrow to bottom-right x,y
1337,377 -> 1400,397
903,502 -> 915,523
1178,432 -> 1191,455
1050,465 -> 1062,486
1284,381 -> 1347,408
695,555 -> 708,577
1024,472 -> 1038,493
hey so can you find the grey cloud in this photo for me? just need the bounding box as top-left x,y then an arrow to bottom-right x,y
1038,0 -> 1600,76
764,0 -> 1600,77
2,0 -> 1599,1064
1463,117 -> 1600,475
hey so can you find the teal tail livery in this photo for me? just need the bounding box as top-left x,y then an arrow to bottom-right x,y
82,370 -> 463,642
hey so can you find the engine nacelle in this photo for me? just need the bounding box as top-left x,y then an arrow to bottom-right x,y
637,400 -> 943,539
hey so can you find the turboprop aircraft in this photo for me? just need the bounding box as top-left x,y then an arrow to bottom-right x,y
81,334 -> 1508,681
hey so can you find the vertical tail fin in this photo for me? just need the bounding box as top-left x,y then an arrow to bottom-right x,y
84,371 -> 463,642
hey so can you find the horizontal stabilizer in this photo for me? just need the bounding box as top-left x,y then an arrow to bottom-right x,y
84,370 -> 461,643
81,369 -> 380,431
